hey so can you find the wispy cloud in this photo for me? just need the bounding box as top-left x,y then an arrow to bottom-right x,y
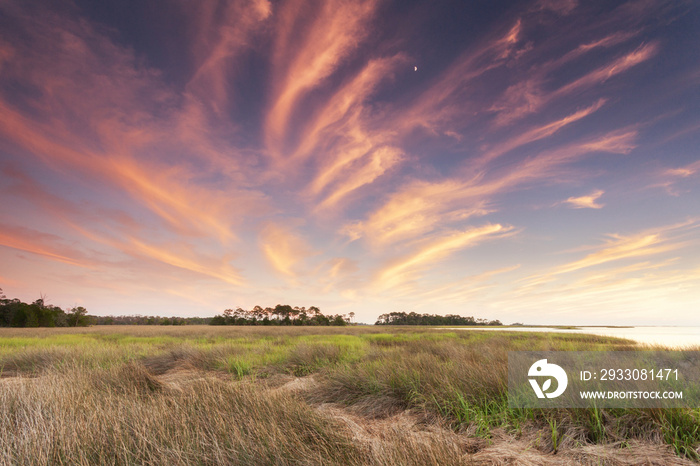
385,264 -> 521,303
393,19 -> 527,135
292,54 -> 407,164
375,224 -> 513,290
130,238 -> 245,286
648,159 -> 700,195
265,0 -> 380,156
496,260 -> 700,322
491,42 -> 658,126
185,0 -> 272,115
562,189 -> 605,209
0,3 -> 273,244
316,146 -> 404,210
349,127 -> 637,249
521,220 -> 699,286
346,178 -> 494,247
0,225 -> 93,269
259,223 -> 316,278
665,160 -> 700,178
555,233 -> 672,275
477,99 -> 607,166
292,55 -> 408,210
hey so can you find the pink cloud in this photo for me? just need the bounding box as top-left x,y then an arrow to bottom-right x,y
259,223 -> 317,278
491,42 -> 658,126
0,224 -> 93,269
562,190 -> 605,209
374,224 -> 514,291
265,0 -> 380,156
185,0 -> 272,115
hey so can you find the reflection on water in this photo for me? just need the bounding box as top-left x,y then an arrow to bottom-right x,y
443,326 -> 700,348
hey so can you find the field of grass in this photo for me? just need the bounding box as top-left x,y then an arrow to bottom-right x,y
0,325 -> 698,465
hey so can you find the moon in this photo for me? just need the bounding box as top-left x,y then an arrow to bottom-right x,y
414,66 -> 418,71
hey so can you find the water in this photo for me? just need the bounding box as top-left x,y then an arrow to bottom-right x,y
442,326 -> 700,348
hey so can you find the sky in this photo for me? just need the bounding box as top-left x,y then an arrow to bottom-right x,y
0,0 -> 699,325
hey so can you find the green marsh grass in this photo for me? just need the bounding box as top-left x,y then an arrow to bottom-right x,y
0,325 -> 698,464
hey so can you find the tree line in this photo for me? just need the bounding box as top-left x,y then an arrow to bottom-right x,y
210,305 -> 352,326
1,289 -> 500,328
93,315 -> 211,326
0,289 -> 91,327
375,311 -> 502,326
0,289 -> 214,327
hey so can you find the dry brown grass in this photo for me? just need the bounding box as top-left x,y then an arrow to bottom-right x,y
0,366 -> 365,465
0,326 -> 697,465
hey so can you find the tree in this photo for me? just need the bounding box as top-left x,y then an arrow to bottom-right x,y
331,315 -> 347,326
297,307 -> 308,325
67,306 -> 89,327
252,305 -> 265,322
308,306 -> 320,322
233,307 -> 247,323
274,304 -> 293,321
210,315 -> 226,325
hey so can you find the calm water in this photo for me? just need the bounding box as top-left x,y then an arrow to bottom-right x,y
442,326 -> 700,348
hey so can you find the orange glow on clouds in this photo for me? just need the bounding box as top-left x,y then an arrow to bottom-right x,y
0,0 -> 698,324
